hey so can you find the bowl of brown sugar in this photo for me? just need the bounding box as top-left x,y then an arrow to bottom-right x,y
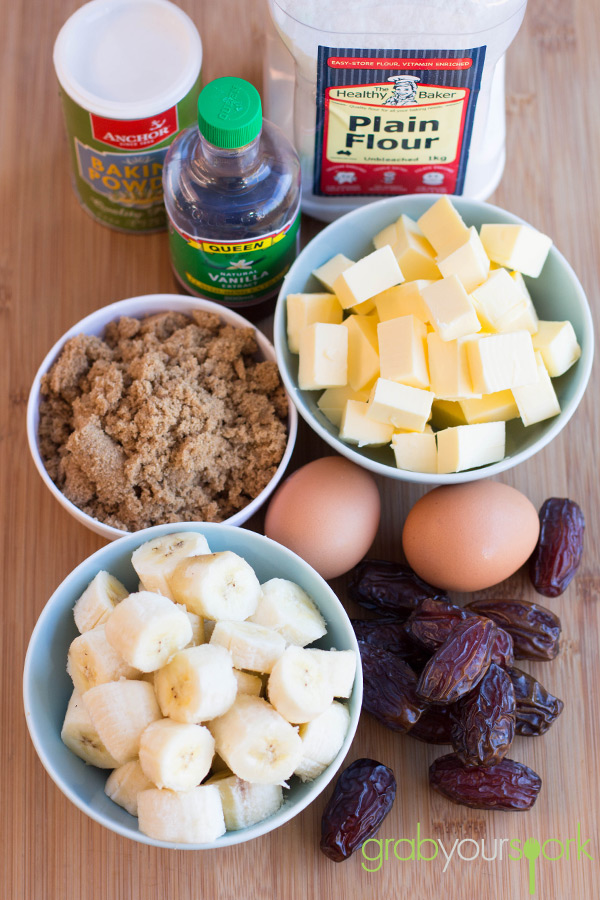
27,295 -> 297,540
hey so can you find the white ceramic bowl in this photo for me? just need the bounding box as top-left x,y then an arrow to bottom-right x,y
274,196 -> 594,483
23,521 -> 362,849
27,295 -> 297,539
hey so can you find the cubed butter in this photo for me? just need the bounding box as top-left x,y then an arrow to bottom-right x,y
479,223 -> 552,278
367,378 -> 434,432
333,245 -> 404,309
467,330 -> 537,394
469,268 -> 525,332
436,226 -> 490,293
421,275 -> 481,342
427,333 -> 480,399
343,315 -> 380,391
286,292 -> 343,353
436,421 -> 506,474
532,320 -> 581,377
378,315 -> 429,389
317,385 -> 370,428
373,280 -> 432,324
298,323 -> 348,390
392,431 -> 437,473
312,253 -> 355,292
374,214 -> 439,280
458,390 -> 520,424
430,399 -> 468,429
339,399 -> 394,447
512,351 -> 561,426
505,271 -> 539,334
417,196 -> 470,256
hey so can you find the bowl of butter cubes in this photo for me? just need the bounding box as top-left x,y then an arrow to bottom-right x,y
23,522 -> 361,848
274,195 -> 593,482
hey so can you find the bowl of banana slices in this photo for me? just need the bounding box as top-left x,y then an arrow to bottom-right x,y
23,522 -> 362,848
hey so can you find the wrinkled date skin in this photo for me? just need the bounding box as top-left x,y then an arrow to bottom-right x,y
320,758 -> 397,861
351,618 -> 430,671
466,598 -> 561,661
416,616 -> 496,705
429,753 -> 542,810
507,666 -> 565,736
359,641 -> 428,731
450,663 -> 516,766
348,559 -> 448,618
529,498 -> 585,597
406,704 -> 454,745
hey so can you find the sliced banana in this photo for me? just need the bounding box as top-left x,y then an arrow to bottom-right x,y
304,648 -> 357,698
209,620 -> 286,674
267,646 -> 334,724
60,689 -> 119,768
249,579 -> 327,646
67,625 -> 140,694
205,773 -> 283,830
139,719 -> 215,791
131,532 -> 211,600
73,571 -> 129,633
82,680 -> 162,765
104,591 -> 192,672
294,701 -> 351,783
154,644 -> 237,723
137,785 -> 226,844
169,551 -> 261,621
209,694 -> 303,785
184,610 -> 204,647
104,760 -> 154,816
233,669 -> 263,697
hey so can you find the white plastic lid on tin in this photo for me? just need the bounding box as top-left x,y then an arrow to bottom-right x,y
53,0 -> 203,119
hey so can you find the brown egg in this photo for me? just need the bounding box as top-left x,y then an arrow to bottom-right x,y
402,481 -> 540,592
265,456 -> 380,580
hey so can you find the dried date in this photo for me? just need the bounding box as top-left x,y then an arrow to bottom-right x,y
450,663 -> 516,766
416,616 -> 496,704
491,626 -> 514,668
406,704 -> 454,745
320,758 -> 396,861
359,641 -> 427,732
529,498 -> 585,597
466,598 -> 561,661
507,666 -> 564,736
348,559 -> 448,618
351,618 -> 430,671
429,753 -> 541,810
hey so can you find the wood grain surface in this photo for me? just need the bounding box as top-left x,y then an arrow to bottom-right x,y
1,0 -> 599,897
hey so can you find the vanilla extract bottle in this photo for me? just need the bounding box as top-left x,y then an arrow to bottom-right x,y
163,76 -> 301,319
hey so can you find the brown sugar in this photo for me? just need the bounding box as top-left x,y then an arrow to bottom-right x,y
38,310 -> 289,531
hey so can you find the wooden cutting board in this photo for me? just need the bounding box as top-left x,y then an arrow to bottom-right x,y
1,0 -> 598,897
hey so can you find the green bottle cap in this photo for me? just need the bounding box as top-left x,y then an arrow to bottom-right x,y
197,77 -> 263,149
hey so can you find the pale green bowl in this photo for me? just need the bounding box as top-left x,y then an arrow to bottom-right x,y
274,196 -> 594,483
23,522 -> 362,849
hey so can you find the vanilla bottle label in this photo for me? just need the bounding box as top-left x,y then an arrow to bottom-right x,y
314,47 -> 486,197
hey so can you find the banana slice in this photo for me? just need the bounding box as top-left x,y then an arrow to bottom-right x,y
139,719 -> 215,791
60,689 -> 119,768
82,680 -> 162,765
294,701 -> 351,783
267,646 -> 334,724
137,785 -> 226,844
131,532 -> 211,600
104,591 -> 192,672
184,610 -> 204,647
209,694 -> 303,785
233,669 -> 263,697
154,644 -> 237,723
209,620 -> 286,674
304,648 -> 357,698
105,760 -> 154,816
73,571 -> 129,633
205,773 -> 283,830
249,579 -> 327,646
169,552 -> 261,621
67,625 -> 140,694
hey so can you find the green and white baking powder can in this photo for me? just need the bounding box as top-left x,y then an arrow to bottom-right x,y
53,0 -> 203,233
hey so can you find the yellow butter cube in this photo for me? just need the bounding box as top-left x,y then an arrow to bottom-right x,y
417,196 -> 470,256
467,330 -> 537,394
333,246 -> 404,309
437,226 -> 490,293
458,391 -> 520,424
298,323 -> 348,390
286,292 -> 343,353
436,422 -> 506,473
505,271 -> 539,334
312,253 -> 355,292
421,275 -> 481,342
378,315 -> 429,389
317,385 -> 370,428
512,352 -> 561,426
367,378 -> 434,432
479,223 -> 552,277
373,280 -> 432,324
427,333 -> 482,400
392,431 -> 437,473
532,320 -> 581,377
374,214 -> 439,280
339,399 -> 394,447
430,400 -> 467,428
343,315 -> 380,391
469,268 -> 526,333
